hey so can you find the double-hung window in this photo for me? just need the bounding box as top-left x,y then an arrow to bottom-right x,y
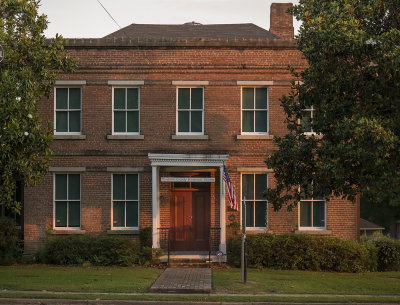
299,182 -> 326,229
177,87 -> 203,134
113,88 -> 140,134
112,174 -> 139,229
300,104 -> 315,134
242,87 -> 268,133
54,174 -> 81,228
55,88 -> 81,134
242,173 -> 268,228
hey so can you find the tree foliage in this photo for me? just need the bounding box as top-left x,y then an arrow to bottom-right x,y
266,0 -> 400,210
0,0 -> 76,212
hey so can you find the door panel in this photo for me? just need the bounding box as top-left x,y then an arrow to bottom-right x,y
170,189 -> 210,251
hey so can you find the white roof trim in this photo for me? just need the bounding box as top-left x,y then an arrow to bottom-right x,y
148,153 -> 228,167
107,80 -> 144,86
237,81 -> 274,86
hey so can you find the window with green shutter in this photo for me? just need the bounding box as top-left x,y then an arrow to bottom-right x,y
242,87 -> 268,133
54,174 -> 80,228
112,174 -> 139,228
55,88 -> 81,133
113,88 -> 139,134
177,87 -> 203,134
241,173 -> 268,228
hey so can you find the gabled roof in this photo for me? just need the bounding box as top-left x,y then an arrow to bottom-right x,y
360,218 -> 385,230
103,23 -> 281,40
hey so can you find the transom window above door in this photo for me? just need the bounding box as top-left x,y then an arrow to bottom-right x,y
241,87 -> 268,134
113,87 -> 139,134
177,87 -> 204,134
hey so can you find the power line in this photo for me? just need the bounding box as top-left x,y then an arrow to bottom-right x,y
97,0 -> 121,29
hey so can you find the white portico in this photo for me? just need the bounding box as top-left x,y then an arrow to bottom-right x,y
148,153 -> 229,254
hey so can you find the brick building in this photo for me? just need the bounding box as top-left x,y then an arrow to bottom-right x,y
23,3 -> 360,257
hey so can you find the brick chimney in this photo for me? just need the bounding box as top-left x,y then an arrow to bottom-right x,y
269,3 -> 294,39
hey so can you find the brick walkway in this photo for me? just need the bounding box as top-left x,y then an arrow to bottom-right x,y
149,268 -> 212,293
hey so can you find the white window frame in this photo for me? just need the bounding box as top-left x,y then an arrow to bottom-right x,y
240,87 -> 269,135
176,87 -> 204,135
112,86 -> 140,135
111,173 -> 140,230
53,173 -> 81,230
301,104 -> 317,135
298,197 -> 327,230
240,172 -> 268,230
54,87 -> 82,135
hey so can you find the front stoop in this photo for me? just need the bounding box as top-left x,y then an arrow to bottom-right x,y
149,268 -> 212,293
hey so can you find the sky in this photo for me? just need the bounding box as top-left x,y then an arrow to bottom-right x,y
38,0 -> 301,38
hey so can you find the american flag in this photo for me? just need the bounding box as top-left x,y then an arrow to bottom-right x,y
223,165 -> 238,211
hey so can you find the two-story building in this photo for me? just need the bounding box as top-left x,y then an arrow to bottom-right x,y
23,3 -> 360,259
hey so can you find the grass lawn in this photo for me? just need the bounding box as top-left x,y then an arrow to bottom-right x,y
213,268 -> 400,295
0,265 -> 163,293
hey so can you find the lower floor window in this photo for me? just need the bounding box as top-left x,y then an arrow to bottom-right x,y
242,173 -> 268,228
300,199 -> 326,228
54,174 -> 81,228
112,174 -> 139,228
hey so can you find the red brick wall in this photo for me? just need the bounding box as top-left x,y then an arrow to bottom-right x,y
23,45 -> 359,253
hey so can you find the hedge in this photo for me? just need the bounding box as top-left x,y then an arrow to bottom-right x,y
0,218 -> 23,265
228,233 -> 377,272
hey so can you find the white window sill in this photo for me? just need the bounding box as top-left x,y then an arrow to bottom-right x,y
246,228 -> 267,234
172,134 -> 209,140
295,229 -> 331,235
53,134 -> 86,140
107,134 -> 144,140
50,229 -> 86,235
107,229 -> 140,235
237,134 -> 274,140
304,133 -> 323,139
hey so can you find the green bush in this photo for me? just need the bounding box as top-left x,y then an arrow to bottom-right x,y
361,233 -> 400,271
0,218 -> 22,265
228,233 -> 375,272
139,227 -> 152,248
38,235 -> 138,266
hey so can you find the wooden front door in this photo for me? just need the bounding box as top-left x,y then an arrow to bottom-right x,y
170,189 -> 210,251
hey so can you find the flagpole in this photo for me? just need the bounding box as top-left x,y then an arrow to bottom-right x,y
241,196 -> 247,283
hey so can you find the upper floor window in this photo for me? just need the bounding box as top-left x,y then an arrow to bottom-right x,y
242,87 -> 268,134
242,173 -> 268,228
299,182 -> 326,229
113,88 -> 139,134
300,104 -> 315,134
112,174 -> 139,229
55,87 -> 81,134
54,174 -> 81,228
177,87 -> 203,134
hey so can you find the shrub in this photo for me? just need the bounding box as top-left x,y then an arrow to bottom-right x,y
139,227 -> 152,248
361,233 -> 400,271
38,235 -> 138,266
0,218 -> 22,265
228,233 -> 375,272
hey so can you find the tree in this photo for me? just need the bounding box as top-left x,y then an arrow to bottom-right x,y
266,0 -> 400,211
0,0 -> 76,213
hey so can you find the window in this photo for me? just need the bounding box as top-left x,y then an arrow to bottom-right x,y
54,174 -> 80,228
177,87 -> 203,134
299,182 -> 326,229
112,174 -> 139,229
55,87 -> 81,133
242,87 -> 268,133
242,173 -> 268,228
113,87 -> 139,134
300,104 -> 316,134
